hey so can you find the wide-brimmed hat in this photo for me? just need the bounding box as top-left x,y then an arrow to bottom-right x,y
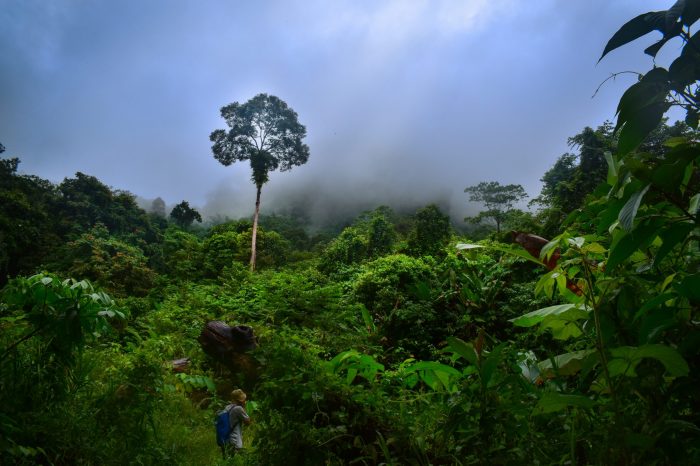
231,389 -> 246,403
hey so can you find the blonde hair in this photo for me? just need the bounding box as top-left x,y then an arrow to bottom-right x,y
231,389 -> 246,403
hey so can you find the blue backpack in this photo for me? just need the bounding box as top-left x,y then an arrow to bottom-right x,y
216,406 -> 233,446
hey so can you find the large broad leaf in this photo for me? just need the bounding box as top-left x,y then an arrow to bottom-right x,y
644,22 -> 684,57
481,343 -> 507,387
596,198 -> 627,235
653,222 -> 695,266
614,68 -> 671,155
651,145 -> 699,191
682,0 -> 700,26
538,350 -> 595,377
618,184 -> 650,232
607,222 -> 660,270
609,344 -> 689,377
600,12 -> 663,61
510,304 -> 588,328
634,292 -> 676,321
533,393 -> 595,415
618,102 -> 672,155
445,337 -> 478,366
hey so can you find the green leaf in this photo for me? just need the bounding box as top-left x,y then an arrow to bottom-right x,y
360,305 -> 375,333
609,344 -> 689,377
619,102 -> 672,155
444,337 -> 478,366
204,377 -> 216,392
533,393 -> 595,415
607,222 -> 659,270
619,185 -> 650,232
654,222 -> 694,266
605,151 -> 618,185
600,12 -> 660,62
690,193 -> 700,215
634,292 -> 676,321
403,361 -> 461,392
481,343 -> 507,387
677,273 -> 700,301
510,304 -> 588,328
538,350 -> 595,377
406,361 -> 461,377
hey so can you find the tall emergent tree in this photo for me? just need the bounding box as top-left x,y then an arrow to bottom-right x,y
210,93 -> 310,270
464,181 -> 527,233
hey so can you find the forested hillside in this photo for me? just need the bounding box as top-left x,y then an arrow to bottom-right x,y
2,2 -> 700,465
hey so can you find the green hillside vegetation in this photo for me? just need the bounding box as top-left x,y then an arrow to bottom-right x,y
2,3 -> 700,464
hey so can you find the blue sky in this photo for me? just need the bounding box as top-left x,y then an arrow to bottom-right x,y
0,0 -> 680,223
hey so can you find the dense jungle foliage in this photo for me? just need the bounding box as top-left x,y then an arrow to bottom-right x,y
2,2 -> 700,464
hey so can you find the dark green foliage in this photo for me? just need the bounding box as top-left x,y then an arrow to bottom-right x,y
318,226 -> 368,273
0,275 -> 124,462
169,200 -> 203,229
0,160 -> 163,286
202,230 -> 239,277
366,209 -> 397,258
251,331 -> 408,465
318,207 -> 398,274
162,227 -> 204,281
353,254 -> 455,358
210,94 -> 310,186
150,196 -> 166,217
0,157 -> 61,283
49,224 -> 155,297
258,214 -> 310,250
406,204 -> 451,257
233,228 -> 291,269
57,172 -> 158,241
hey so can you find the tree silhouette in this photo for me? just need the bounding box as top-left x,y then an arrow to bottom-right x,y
169,201 -> 202,229
464,181 -> 527,234
210,93 -> 309,270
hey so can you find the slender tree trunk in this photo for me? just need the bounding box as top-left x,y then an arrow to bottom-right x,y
250,185 -> 262,271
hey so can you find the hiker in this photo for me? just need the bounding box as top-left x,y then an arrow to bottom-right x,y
221,389 -> 251,458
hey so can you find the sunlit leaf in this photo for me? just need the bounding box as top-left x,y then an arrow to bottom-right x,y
690,193 -> 700,215
533,392 -> 595,415
510,304 -> 588,328
538,350 -> 595,377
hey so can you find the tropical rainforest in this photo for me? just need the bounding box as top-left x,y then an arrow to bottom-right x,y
2,2 -> 700,465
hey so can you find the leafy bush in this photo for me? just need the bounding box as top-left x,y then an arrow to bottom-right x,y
406,204 -> 452,258
251,330 -> 411,465
50,224 -> 156,296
